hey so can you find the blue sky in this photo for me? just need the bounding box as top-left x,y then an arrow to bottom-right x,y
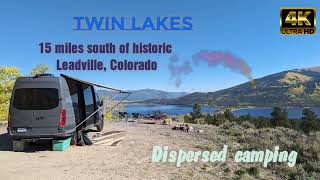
0,0 -> 319,92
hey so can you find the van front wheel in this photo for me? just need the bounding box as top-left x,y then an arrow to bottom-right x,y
96,118 -> 104,132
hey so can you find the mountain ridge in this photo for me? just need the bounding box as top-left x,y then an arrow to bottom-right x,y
157,68 -> 320,107
98,89 -> 188,101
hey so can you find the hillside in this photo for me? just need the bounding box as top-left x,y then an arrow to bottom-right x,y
98,89 -> 188,101
168,68 -> 320,107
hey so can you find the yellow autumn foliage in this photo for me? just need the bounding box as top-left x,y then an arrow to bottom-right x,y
0,66 -> 22,121
279,72 -> 313,85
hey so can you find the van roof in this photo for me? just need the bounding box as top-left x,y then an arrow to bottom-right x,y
15,76 -> 60,83
15,74 -> 131,94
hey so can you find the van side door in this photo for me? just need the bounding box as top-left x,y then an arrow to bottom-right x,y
94,90 -> 103,123
83,85 -> 95,126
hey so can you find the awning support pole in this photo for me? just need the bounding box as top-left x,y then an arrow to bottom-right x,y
72,92 -> 131,131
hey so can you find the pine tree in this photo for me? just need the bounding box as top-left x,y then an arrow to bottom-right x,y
270,107 -> 288,127
300,108 -> 318,134
190,104 -> 202,119
224,108 -> 235,120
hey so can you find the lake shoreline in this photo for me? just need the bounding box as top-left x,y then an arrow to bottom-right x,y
124,102 -> 320,109
124,103 -> 320,119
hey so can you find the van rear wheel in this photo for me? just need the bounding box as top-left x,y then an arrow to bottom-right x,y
96,118 -> 104,132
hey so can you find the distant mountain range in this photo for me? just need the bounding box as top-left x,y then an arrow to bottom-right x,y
98,89 -> 188,101
148,67 -> 320,107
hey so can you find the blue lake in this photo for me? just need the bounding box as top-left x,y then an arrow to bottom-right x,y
124,104 -> 320,119
125,104 -> 217,116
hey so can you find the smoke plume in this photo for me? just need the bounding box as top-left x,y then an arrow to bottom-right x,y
193,50 -> 253,80
168,55 -> 192,88
168,50 -> 256,88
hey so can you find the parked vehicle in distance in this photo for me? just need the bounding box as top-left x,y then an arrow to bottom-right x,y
7,74 -> 104,151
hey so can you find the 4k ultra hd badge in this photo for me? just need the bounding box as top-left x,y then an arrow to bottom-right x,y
280,8 -> 316,35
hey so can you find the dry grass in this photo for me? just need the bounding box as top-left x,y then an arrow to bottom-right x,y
285,84 -> 305,97
1,120 -> 319,179
279,72 -> 313,85
312,83 -> 320,96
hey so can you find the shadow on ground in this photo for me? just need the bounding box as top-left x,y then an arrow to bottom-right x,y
0,128 -> 100,152
0,133 -> 12,151
0,133 -> 52,152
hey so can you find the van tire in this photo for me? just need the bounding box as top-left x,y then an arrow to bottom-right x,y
96,118 -> 104,132
12,140 -> 25,152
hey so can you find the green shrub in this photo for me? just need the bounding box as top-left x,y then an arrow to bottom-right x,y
235,169 -> 246,176
246,167 -> 259,177
241,121 -> 255,129
235,167 -> 259,178
194,144 -> 213,151
194,118 -> 205,124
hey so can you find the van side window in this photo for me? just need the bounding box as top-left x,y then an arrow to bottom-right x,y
83,86 -> 94,118
70,91 -> 79,121
95,93 -> 100,107
71,93 -> 78,106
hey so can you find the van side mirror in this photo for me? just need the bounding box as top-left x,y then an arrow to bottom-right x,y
99,100 -> 104,107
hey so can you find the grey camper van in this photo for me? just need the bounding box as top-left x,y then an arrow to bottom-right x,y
7,74 -> 105,148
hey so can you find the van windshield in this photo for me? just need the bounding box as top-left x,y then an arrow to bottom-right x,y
13,88 -> 59,110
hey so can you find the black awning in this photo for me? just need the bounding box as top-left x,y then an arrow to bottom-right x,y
60,74 -> 131,94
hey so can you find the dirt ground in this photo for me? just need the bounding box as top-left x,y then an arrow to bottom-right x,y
0,120 -> 279,180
